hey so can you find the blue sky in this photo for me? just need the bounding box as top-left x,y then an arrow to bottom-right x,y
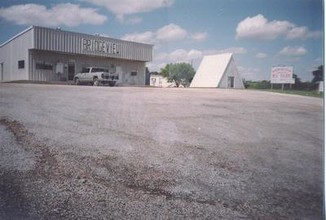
0,0 -> 323,81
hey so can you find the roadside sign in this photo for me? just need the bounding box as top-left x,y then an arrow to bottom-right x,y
318,81 -> 324,92
271,66 -> 294,84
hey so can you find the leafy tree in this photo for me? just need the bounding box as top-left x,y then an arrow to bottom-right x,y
245,80 -> 271,89
292,74 -> 302,89
160,63 -> 195,87
150,71 -> 159,75
242,78 -> 249,88
312,65 -> 323,83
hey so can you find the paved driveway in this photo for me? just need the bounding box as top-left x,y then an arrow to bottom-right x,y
0,83 -> 323,219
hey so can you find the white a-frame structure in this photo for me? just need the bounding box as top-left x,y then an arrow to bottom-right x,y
190,53 -> 244,88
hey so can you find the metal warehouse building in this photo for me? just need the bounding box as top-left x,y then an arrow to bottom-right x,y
0,26 -> 153,85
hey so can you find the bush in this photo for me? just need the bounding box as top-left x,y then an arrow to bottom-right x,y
245,80 -> 315,91
246,80 -> 271,89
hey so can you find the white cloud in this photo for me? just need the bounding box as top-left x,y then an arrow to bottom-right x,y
170,49 -> 203,61
218,47 -> 247,54
86,0 -> 173,20
125,16 -> 143,25
188,49 -> 203,59
236,14 -> 320,40
279,46 -> 307,56
122,31 -> 156,44
236,14 -> 291,40
255,52 -> 267,58
191,32 -> 208,41
314,57 -> 323,63
286,26 -> 321,39
149,48 -> 204,72
148,47 -> 247,72
122,23 -> 195,44
156,24 -> 187,42
147,62 -> 169,72
169,49 -> 189,61
0,3 -> 107,27
156,49 -> 203,63
238,66 -> 265,81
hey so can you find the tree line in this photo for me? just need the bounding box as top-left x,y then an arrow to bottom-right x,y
150,63 -> 323,90
244,65 -> 323,90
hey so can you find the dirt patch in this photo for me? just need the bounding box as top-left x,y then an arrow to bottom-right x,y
0,118 -> 28,143
0,118 -> 63,219
0,118 -> 58,176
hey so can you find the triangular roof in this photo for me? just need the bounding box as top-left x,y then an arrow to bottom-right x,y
190,53 -> 233,88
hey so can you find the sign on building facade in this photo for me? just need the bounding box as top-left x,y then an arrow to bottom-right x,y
82,38 -> 120,55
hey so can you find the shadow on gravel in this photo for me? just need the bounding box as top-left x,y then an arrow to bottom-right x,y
0,118 -> 36,219
0,116 -> 322,219
0,170 -> 38,220
0,118 -> 61,219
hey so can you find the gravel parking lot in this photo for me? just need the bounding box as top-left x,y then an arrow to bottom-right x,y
0,83 -> 323,219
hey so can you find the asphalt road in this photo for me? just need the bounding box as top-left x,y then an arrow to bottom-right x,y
0,83 -> 323,219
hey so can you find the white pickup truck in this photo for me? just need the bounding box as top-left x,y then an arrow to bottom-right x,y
74,67 -> 119,86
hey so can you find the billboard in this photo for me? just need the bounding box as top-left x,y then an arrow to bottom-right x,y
271,66 -> 295,84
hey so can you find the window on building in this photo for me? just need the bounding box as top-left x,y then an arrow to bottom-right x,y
18,60 -> 25,69
1,63 -> 3,81
131,71 -> 137,76
110,64 -> 116,73
92,68 -> 108,73
36,62 -> 53,70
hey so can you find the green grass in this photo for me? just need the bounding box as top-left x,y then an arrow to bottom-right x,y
266,89 -> 323,98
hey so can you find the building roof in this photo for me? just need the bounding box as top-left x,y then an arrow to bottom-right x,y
0,26 -> 33,48
190,53 -> 233,87
0,26 -> 153,62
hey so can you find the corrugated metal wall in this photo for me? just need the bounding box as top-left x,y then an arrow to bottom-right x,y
33,26 -> 152,62
0,27 -> 33,81
29,50 -> 146,85
0,26 -> 152,82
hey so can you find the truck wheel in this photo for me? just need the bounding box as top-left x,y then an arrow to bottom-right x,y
108,81 -> 116,87
75,78 -> 80,85
93,78 -> 99,86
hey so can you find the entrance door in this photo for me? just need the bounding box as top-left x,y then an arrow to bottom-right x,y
228,76 -> 234,88
0,63 -> 3,81
68,63 -> 75,81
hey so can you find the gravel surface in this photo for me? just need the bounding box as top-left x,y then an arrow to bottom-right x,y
0,83 -> 323,219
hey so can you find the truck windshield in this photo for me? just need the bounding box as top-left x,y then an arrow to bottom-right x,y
81,68 -> 90,73
92,68 -> 109,73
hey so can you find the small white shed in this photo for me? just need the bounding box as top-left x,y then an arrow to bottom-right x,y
317,81 -> 324,93
150,74 -> 176,87
190,53 -> 244,88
